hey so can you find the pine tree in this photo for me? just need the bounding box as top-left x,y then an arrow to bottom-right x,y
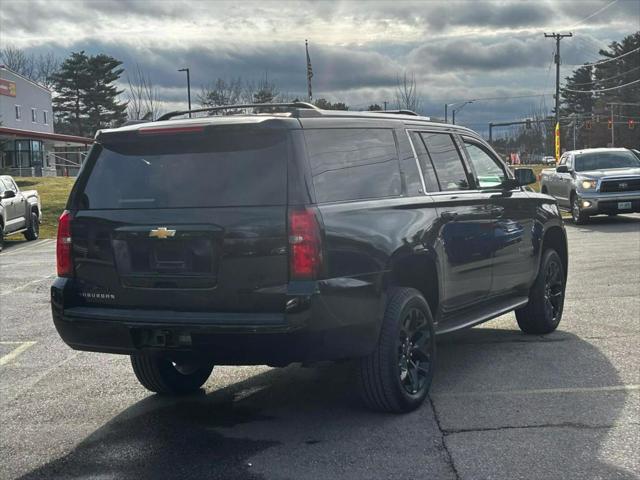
84,54 -> 127,133
50,51 -> 90,136
50,52 -> 127,136
559,32 -> 639,149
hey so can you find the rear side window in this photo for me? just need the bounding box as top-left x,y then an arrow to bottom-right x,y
304,128 -> 401,203
409,132 -> 439,192
420,133 -> 470,191
77,128 -> 288,209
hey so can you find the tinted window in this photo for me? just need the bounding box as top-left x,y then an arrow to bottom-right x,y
305,129 -> 401,203
409,132 -> 439,192
79,128 -> 288,209
464,142 -> 506,188
575,150 -> 640,171
420,133 -> 469,191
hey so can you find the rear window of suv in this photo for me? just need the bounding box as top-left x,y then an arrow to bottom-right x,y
77,127 -> 288,209
304,128 -> 401,203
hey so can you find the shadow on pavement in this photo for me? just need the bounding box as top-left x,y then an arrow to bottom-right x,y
433,327 -> 636,479
564,213 -> 640,233
18,326 -> 632,479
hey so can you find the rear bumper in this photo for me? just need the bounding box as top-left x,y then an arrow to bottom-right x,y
577,192 -> 640,215
51,278 -> 382,365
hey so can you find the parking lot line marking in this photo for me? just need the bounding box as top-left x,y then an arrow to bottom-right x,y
431,384 -> 640,398
0,341 -> 37,366
0,273 -> 56,297
0,239 -> 51,256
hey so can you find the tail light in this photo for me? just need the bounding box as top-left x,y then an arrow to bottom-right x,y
56,210 -> 73,277
288,207 -> 322,280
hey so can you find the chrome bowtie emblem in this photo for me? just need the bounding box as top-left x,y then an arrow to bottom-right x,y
149,227 -> 176,239
618,182 -> 628,189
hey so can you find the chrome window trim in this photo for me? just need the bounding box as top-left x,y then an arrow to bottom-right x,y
405,129 -> 427,195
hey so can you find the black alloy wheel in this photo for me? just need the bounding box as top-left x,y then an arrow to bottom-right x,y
542,257 -> 564,325
358,287 -> 436,413
398,307 -> 433,395
516,249 -> 566,334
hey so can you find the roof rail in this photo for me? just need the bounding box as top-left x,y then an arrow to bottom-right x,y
369,109 -> 419,116
156,102 -> 320,121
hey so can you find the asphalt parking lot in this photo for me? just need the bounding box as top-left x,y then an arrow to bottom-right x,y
1,215 -> 639,480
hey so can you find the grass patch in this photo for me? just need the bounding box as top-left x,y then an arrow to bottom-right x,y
12,176 -> 76,240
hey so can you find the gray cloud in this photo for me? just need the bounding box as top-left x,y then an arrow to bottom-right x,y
4,0 -> 638,134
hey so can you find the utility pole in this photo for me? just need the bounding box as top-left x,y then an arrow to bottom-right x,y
544,32 -> 572,159
444,104 -> 448,123
178,68 -> 192,117
610,104 -> 615,147
383,101 -> 388,111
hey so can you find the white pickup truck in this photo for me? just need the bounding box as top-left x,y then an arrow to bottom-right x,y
539,148 -> 640,224
0,175 -> 41,251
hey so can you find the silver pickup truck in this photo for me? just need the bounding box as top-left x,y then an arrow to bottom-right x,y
540,148 -> 640,224
0,175 -> 41,251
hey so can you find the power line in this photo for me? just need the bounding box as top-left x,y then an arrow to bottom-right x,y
563,78 -> 640,93
579,46 -> 640,67
567,0 -> 619,28
567,65 -> 640,86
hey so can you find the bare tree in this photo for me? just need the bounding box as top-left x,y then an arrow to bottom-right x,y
1,45 -> 35,79
126,63 -> 161,121
35,52 -> 59,89
395,72 -> 421,112
252,72 -> 279,104
1,45 -> 60,88
198,78 -> 243,110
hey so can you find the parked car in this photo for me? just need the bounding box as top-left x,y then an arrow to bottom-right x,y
51,103 -> 568,413
542,156 -> 556,165
539,148 -> 640,224
0,175 -> 41,251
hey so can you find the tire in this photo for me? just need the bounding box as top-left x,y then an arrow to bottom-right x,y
24,211 -> 39,241
516,249 -> 566,334
130,352 -> 214,394
357,287 -> 436,413
571,193 -> 589,225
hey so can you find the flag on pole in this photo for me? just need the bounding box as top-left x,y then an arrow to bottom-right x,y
306,39 -> 313,102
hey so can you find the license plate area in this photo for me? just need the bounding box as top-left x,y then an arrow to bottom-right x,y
112,226 -> 222,289
618,201 -> 632,210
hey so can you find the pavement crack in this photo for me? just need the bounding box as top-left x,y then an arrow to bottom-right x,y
428,394 -> 461,480
442,422 -> 640,436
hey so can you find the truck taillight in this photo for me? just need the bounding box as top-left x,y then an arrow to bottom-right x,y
56,210 -> 73,277
288,207 -> 322,280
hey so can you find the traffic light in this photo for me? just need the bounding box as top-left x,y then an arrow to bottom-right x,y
629,119 -> 635,130
525,119 -> 532,129
607,119 -> 612,129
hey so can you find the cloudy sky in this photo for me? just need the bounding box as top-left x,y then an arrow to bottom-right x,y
2,0 -> 639,135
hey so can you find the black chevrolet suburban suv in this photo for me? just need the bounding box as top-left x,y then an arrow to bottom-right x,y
51,103 -> 568,413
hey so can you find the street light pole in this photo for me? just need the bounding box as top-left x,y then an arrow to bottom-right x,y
451,100 -> 473,125
178,68 -> 192,118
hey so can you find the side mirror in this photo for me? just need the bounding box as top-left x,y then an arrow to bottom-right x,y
556,165 -> 569,173
514,168 -> 537,186
2,190 -> 16,199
